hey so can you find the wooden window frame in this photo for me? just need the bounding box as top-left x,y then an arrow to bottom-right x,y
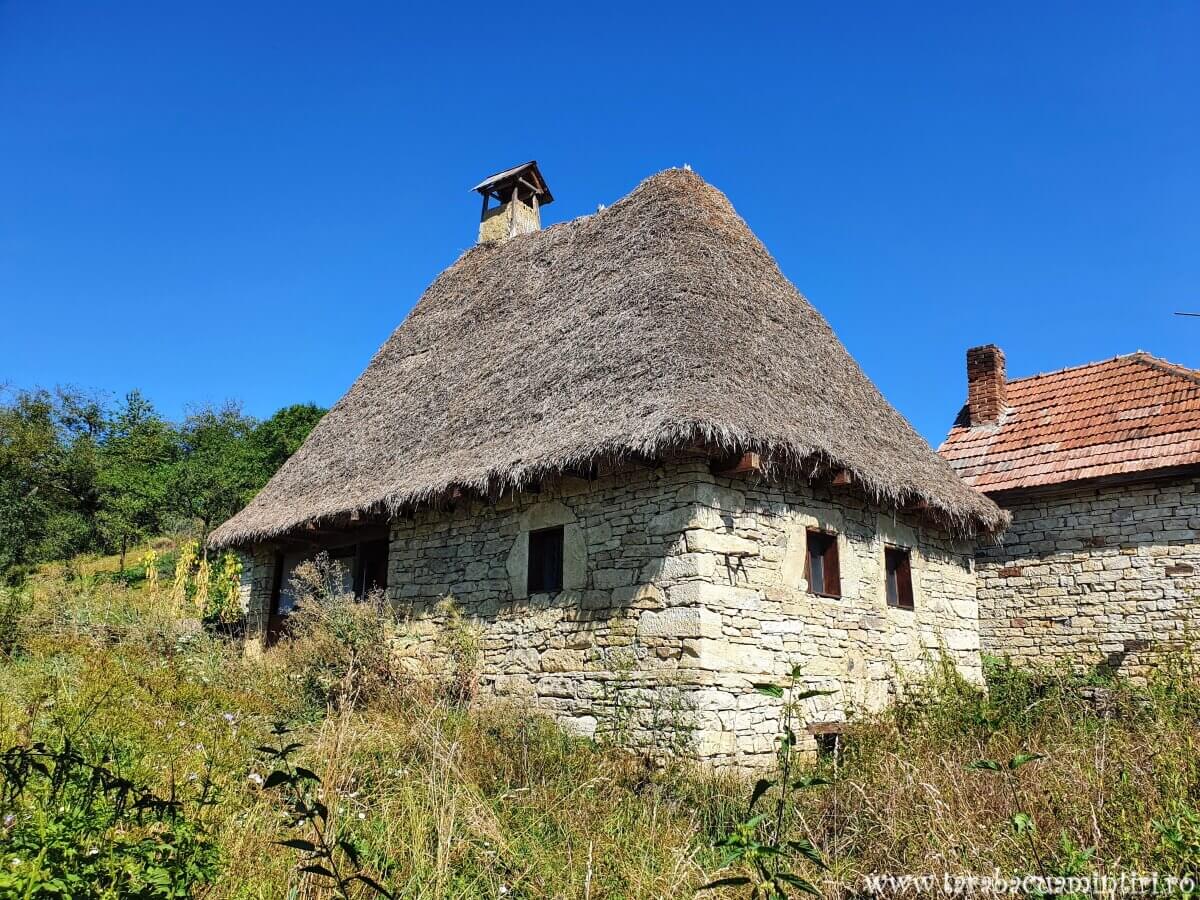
527,525 -> 565,595
884,545 -> 914,610
805,529 -> 841,598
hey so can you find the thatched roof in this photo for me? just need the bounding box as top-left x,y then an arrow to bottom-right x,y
211,169 -> 1006,547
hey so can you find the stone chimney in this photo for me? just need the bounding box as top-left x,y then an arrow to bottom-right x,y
966,344 -> 1007,426
472,161 -> 554,243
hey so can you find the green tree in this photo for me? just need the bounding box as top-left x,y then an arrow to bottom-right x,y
169,403 -> 258,543
96,391 -> 175,570
0,388 -> 105,578
245,403 -> 325,498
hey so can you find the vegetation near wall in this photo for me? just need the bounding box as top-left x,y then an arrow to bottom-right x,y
0,384 -> 325,581
1,549 -> 1198,898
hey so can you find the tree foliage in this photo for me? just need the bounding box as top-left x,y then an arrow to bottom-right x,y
0,386 -> 325,580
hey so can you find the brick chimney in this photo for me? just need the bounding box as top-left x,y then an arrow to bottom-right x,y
472,161 -> 554,243
966,344 -> 1007,426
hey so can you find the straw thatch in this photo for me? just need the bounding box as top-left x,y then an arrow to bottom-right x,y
211,169 -> 1006,547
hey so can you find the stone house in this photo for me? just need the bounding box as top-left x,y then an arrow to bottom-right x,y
939,346 -> 1200,676
211,163 -> 1006,765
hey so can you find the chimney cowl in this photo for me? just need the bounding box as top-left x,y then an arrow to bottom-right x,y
966,344 -> 1007,427
472,161 -> 553,243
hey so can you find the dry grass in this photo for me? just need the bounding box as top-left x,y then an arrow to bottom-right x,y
2,568 -> 1198,897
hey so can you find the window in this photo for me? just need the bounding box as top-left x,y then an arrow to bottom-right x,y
527,526 -> 564,594
806,530 -> 841,597
355,539 -> 390,596
885,546 -> 914,610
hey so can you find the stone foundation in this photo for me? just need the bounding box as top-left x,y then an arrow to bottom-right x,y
979,474 -> 1200,676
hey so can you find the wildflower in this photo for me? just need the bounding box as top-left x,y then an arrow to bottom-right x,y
357,812 -> 366,820
222,712 -> 236,725
499,886 -> 508,896
2,814 -> 13,828
247,772 -> 264,787
10,859 -> 20,868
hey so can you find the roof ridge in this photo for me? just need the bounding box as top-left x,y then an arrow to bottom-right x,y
1004,352 -> 1149,386
1130,351 -> 1200,388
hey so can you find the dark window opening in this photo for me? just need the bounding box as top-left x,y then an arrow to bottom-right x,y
885,546 -> 914,610
806,530 -> 841,597
355,539 -> 390,597
527,526 -> 565,594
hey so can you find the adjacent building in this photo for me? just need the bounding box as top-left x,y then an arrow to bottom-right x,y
940,346 -> 1200,676
212,164 -> 1006,765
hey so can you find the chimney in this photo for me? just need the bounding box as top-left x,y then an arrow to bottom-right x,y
472,161 -> 554,243
966,344 -> 1007,426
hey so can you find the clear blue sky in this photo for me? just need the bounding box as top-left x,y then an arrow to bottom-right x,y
2,2 -> 1197,446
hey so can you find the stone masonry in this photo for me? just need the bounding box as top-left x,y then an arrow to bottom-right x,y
978,474 -> 1200,676
377,453 -> 980,768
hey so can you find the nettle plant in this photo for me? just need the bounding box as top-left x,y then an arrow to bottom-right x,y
0,737 -> 218,899
256,723 -> 393,900
704,665 -> 835,899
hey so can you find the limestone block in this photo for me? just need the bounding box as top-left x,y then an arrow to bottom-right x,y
684,530 -> 760,556
558,715 -> 598,738
680,638 -> 774,674
636,606 -> 723,640
668,582 -> 761,610
541,649 -> 587,673
612,583 -> 667,610
676,482 -> 746,511
642,553 -> 714,581
648,504 -> 723,536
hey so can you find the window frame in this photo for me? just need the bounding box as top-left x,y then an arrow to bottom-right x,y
527,525 -> 565,595
884,544 -> 914,610
805,528 -> 842,598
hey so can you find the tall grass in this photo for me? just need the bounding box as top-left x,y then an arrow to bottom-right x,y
0,562 -> 1197,897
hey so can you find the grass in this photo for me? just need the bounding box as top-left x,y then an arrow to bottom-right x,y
1,557 -> 1198,897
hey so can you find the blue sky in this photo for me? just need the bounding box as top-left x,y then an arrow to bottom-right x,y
2,2 -> 1197,446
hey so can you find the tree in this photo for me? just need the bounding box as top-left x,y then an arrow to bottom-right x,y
244,403 -> 325,498
96,391 -> 175,570
0,388 -> 105,578
168,403 -> 258,544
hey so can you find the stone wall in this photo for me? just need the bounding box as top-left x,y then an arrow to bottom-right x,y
978,474 -> 1200,675
381,454 -> 980,767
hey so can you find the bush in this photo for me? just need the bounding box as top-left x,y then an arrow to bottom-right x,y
0,739 -> 219,898
279,553 -> 405,711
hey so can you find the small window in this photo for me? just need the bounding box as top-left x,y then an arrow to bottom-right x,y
885,546 -> 914,610
527,526 -> 564,594
806,530 -> 841,597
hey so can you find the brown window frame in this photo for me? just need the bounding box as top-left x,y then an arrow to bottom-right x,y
805,529 -> 841,598
884,545 -> 914,610
527,525 -> 565,594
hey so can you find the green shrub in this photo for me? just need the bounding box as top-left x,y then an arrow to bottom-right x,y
279,553 -> 404,711
0,739 -> 219,899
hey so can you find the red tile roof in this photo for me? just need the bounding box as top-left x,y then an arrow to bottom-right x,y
938,353 -> 1200,494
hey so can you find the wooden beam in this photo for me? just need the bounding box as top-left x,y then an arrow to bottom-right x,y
712,452 -> 763,477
